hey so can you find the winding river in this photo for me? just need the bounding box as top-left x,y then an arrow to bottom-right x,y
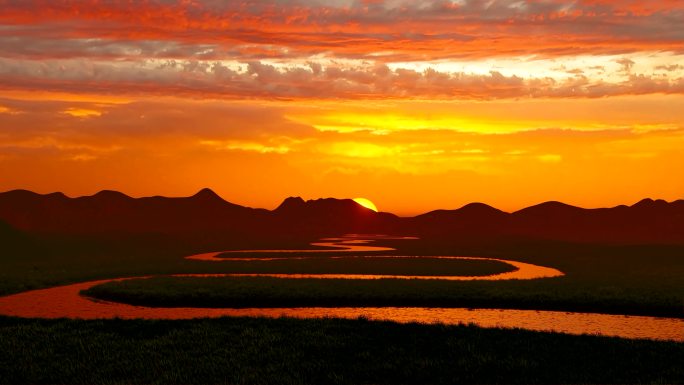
0,235 -> 681,342
185,235 -> 411,260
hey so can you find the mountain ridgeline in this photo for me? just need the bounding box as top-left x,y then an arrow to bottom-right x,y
0,189 -> 682,245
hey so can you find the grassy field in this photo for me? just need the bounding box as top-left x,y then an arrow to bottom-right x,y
0,233 -> 329,296
3,236 -> 684,317
80,241 -> 684,318
83,273 -> 684,317
1,315 -> 683,385
0,241 -> 513,295
179,256 -> 517,276
2,236 -> 684,384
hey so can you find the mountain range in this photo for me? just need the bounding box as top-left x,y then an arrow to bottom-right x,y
1,188 -> 682,245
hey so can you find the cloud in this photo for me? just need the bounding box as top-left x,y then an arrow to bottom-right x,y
0,0 -> 683,62
656,64 -> 684,72
5,95 -> 680,161
616,58 -> 635,73
0,1 -> 682,101
0,97 -> 317,163
1,57 -> 682,100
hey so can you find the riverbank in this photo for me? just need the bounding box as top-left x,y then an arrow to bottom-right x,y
83,275 -> 684,318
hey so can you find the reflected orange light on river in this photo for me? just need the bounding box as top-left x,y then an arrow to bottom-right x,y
185,235 -> 562,280
180,256 -> 562,281
0,276 -> 681,341
187,235 -> 416,257
0,235 -> 681,342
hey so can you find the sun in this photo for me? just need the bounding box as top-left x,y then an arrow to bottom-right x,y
353,197 -> 378,212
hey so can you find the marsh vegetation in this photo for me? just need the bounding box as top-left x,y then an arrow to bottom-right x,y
83,273 -> 684,317
1,316 -> 682,384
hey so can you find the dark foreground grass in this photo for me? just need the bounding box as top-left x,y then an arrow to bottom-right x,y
84,274 -> 684,318
1,315 -> 682,385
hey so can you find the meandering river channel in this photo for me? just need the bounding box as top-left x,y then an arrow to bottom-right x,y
0,235 -> 681,341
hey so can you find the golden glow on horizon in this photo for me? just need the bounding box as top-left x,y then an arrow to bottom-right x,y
0,1 -> 683,214
353,198 -> 379,212
301,113 -> 520,134
1,95 -> 682,215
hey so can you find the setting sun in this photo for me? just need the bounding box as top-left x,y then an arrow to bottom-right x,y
353,198 -> 378,212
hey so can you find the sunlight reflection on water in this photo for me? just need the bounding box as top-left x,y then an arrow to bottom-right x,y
1,235 -> 681,342
0,276 -> 681,341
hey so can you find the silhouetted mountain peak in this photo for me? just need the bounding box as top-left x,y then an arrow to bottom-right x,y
1,189 -> 39,198
45,192 -> 67,199
191,188 -> 224,202
1,189 -> 683,244
634,198 -> 654,206
632,198 -> 669,209
275,196 -> 306,212
514,201 -> 581,215
92,190 -> 130,200
274,197 -> 376,218
302,198 -> 370,213
458,202 -> 506,214
414,202 -> 507,225
0,189 -> 61,205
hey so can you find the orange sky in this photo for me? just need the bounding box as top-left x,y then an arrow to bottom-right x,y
0,0 -> 683,215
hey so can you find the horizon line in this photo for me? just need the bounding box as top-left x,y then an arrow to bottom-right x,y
1,187 -> 682,218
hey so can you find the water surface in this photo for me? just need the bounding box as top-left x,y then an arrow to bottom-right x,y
181,256 -> 563,280
1,235 -> 680,342
0,276 -> 680,341
187,235 -> 416,260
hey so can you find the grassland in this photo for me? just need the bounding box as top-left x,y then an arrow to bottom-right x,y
0,240 -> 513,295
81,241 -> 684,317
4,236 -> 684,317
1,315 -> 683,385
83,273 -> 684,317
2,237 -> 684,384
195,256 -> 517,276
0,239 -> 684,384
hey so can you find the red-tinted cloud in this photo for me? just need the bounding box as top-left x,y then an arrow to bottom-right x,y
0,0 -> 682,61
0,1 -> 682,99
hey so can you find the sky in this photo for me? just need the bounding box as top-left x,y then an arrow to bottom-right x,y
0,0 -> 683,215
